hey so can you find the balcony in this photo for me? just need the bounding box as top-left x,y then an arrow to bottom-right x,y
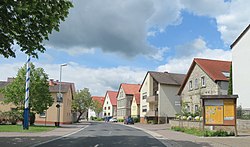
146,95 -> 158,103
145,110 -> 158,117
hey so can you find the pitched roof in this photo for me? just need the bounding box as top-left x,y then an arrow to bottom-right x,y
120,83 -> 141,95
150,71 -> 185,85
231,24 -> 250,49
134,93 -> 140,104
92,96 -> 105,106
178,58 -> 231,95
139,71 -> 186,92
49,82 -> 75,93
105,91 -> 118,106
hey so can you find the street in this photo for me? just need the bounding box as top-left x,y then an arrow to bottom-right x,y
34,122 -> 168,147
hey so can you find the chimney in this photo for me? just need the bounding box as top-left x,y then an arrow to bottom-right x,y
49,79 -> 55,86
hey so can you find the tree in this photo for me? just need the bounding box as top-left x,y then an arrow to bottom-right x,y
0,0 -> 73,58
0,63 -> 53,124
72,88 -> 92,122
228,64 -> 233,95
91,100 -> 103,118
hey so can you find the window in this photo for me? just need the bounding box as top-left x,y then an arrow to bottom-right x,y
108,113 -> 110,116
194,79 -> 198,89
104,107 -> 106,110
189,80 -> 193,90
142,105 -> 147,112
107,101 -> 108,104
108,106 -> 110,110
195,105 -> 199,112
142,92 -> 147,99
104,113 -> 106,116
201,76 -> 205,87
40,111 -> 46,118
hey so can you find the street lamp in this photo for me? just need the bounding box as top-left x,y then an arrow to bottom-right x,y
57,63 -> 67,127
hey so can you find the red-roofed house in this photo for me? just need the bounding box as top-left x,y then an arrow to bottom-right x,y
131,93 -> 140,118
178,58 -> 231,113
103,91 -> 118,117
117,83 -> 141,119
88,96 -> 104,119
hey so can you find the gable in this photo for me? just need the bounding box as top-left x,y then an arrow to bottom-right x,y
231,24 -> 250,49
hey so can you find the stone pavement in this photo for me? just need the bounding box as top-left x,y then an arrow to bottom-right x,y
128,123 -> 250,147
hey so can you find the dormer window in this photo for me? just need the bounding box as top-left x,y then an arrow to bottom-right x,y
222,71 -> 230,78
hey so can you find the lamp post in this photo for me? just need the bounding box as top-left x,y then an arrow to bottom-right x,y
57,63 -> 67,127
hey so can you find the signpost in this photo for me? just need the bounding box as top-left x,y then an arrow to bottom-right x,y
201,95 -> 238,136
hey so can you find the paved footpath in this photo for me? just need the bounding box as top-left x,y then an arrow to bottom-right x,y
129,123 -> 250,147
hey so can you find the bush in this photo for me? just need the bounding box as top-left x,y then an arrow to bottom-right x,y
133,117 -> 139,123
118,119 -> 124,122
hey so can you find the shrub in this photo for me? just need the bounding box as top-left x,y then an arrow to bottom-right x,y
118,119 -> 124,122
133,117 -> 139,123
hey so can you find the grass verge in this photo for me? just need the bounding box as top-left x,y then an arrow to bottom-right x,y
171,126 -> 235,137
0,125 -> 55,133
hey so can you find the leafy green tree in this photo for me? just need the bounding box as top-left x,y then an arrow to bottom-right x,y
91,100 -> 103,118
72,88 -> 92,122
0,0 -> 73,58
228,64 -> 233,95
0,63 -> 53,123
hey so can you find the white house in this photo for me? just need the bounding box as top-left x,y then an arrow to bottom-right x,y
103,91 -> 118,118
88,96 -> 104,120
140,71 -> 185,124
231,24 -> 250,109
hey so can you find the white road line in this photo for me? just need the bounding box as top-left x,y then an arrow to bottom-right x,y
31,125 -> 89,147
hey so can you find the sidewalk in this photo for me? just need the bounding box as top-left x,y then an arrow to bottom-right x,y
130,123 -> 250,147
0,122 -> 90,137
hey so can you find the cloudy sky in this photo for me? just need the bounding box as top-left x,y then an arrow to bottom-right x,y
1,0 -> 250,96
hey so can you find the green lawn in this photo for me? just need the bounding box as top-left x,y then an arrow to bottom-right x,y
0,125 -> 55,132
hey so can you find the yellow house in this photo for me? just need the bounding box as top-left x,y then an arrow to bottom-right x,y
131,93 -> 140,118
0,78 -> 75,125
35,79 -> 75,124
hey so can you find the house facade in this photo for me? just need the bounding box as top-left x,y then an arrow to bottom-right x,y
0,78 -> 76,124
35,79 -> 76,124
178,58 -> 231,113
103,91 -> 118,118
131,93 -> 140,118
117,83 -> 140,119
140,71 -> 185,124
231,24 -> 250,109
88,96 -> 104,120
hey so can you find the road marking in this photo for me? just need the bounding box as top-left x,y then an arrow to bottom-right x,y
30,125 -> 89,147
94,144 -> 99,147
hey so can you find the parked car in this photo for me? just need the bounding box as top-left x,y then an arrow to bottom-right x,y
124,117 -> 134,124
109,117 -> 118,123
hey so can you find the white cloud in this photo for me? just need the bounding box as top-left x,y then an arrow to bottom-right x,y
180,0 -> 250,44
1,62 -> 146,96
47,0 -> 182,59
157,38 -> 232,74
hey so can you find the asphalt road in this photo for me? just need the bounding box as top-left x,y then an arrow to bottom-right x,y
33,122 -> 168,147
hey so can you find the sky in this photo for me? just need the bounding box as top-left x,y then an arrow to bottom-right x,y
1,0 -> 250,96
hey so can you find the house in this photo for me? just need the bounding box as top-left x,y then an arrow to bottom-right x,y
140,71 -> 185,124
35,79 -> 76,124
231,24 -> 250,109
88,96 -> 104,120
117,83 -> 141,119
131,93 -> 140,118
103,91 -> 118,118
178,58 -> 231,113
0,78 -> 76,124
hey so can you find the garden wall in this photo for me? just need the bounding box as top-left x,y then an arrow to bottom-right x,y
170,119 -> 250,133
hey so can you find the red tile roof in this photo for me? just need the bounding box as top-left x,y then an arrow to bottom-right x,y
92,96 -> 105,106
105,91 -> 118,106
178,58 -> 231,95
195,58 -> 231,81
120,83 -> 141,95
134,93 -> 140,104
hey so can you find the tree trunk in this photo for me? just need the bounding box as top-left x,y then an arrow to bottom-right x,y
77,112 -> 83,122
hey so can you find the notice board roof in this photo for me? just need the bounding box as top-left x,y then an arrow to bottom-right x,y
201,95 -> 238,99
